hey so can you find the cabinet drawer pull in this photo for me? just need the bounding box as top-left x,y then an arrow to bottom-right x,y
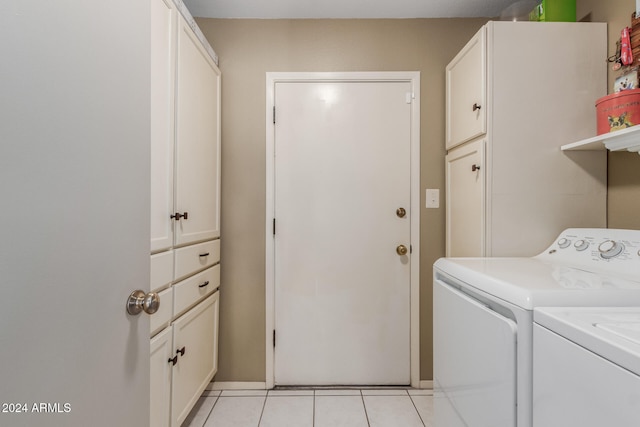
170,212 -> 189,221
472,103 -> 482,111
199,252 -> 210,257
168,355 -> 178,366
176,347 -> 186,357
472,164 -> 481,172
199,281 -> 210,288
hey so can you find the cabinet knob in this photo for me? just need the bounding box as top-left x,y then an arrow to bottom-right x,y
176,347 -> 186,357
168,355 -> 178,366
472,164 -> 481,172
472,103 -> 482,112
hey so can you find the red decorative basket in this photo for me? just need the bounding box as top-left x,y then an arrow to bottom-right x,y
595,89 -> 640,134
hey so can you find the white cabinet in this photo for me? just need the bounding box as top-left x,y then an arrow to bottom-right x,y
149,292 -> 219,427
171,292 -> 220,427
446,139 -> 485,257
174,17 -> 221,247
151,0 -> 221,253
151,327 -> 173,427
150,0 -> 176,253
446,28 -> 486,150
149,0 -> 221,425
445,22 -> 608,257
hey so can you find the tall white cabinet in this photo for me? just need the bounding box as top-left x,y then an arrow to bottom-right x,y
445,22 -> 607,257
150,0 -> 221,426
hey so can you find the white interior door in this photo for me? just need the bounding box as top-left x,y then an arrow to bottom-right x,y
273,80 -> 412,385
1,1 -> 150,426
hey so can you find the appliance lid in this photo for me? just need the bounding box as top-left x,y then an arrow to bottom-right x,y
535,307 -> 640,376
434,257 -> 640,310
434,228 -> 640,310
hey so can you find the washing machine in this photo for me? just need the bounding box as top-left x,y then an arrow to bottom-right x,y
433,228 -> 640,427
533,307 -> 640,427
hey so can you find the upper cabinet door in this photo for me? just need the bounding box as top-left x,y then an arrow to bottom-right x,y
174,17 -> 221,247
150,0 -> 176,253
446,26 -> 487,150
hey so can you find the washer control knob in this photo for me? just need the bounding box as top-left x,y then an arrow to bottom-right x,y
558,238 -> 571,249
598,240 -> 625,259
574,240 -> 589,251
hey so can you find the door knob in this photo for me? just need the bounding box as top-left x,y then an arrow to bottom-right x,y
396,245 -> 408,256
396,207 -> 407,218
126,290 -> 160,315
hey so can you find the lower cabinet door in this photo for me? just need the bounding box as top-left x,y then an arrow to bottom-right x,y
445,139 -> 485,257
151,326 -> 173,427
171,291 -> 219,427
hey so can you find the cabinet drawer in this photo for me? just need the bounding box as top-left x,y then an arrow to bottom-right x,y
174,240 -> 220,281
151,250 -> 174,292
173,265 -> 219,318
151,287 -> 174,337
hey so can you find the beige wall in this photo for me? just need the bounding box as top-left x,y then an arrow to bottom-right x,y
198,4 -> 640,384
197,18 -> 487,381
578,0 -> 640,228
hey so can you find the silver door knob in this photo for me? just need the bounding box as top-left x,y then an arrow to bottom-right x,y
126,290 -> 160,315
396,245 -> 408,256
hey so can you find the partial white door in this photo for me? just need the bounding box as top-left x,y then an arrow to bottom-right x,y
446,139 -> 485,257
1,1 -> 150,426
273,80 -> 412,385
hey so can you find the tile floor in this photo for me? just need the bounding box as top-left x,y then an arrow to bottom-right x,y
182,388 -> 433,427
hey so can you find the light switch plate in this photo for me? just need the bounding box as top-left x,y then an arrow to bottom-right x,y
426,189 -> 439,208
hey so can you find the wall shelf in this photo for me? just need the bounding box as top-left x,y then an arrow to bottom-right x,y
561,125 -> 640,154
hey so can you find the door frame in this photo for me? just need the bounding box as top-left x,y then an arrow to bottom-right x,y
265,72 -> 421,388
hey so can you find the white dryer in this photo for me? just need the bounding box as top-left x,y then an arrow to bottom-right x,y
533,307 -> 640,427
433,228 -> 640,427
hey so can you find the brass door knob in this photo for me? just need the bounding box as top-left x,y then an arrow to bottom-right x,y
396,207 -> 407,218
396,245 -> 408,256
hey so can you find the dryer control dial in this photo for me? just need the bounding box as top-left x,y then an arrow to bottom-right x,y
598,240 -> 625,259
574,240 -> 589,251
558,238 -> 571,249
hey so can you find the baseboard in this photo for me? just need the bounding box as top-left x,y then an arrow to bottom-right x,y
208,381 -> 267,391
207,380 -> 432,391
419,380 -> 433,390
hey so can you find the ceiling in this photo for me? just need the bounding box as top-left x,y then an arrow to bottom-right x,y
182,0 -> 527,19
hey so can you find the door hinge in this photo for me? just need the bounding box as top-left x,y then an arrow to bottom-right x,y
273,330 -> 276,347
273,106 -> 276,124
273,218 -> 276,235
405,92 -> 414,104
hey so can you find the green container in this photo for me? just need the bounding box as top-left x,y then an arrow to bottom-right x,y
529,0 -> 576,22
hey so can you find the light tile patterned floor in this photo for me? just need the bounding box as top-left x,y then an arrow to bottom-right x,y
182,388 -> 433,427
